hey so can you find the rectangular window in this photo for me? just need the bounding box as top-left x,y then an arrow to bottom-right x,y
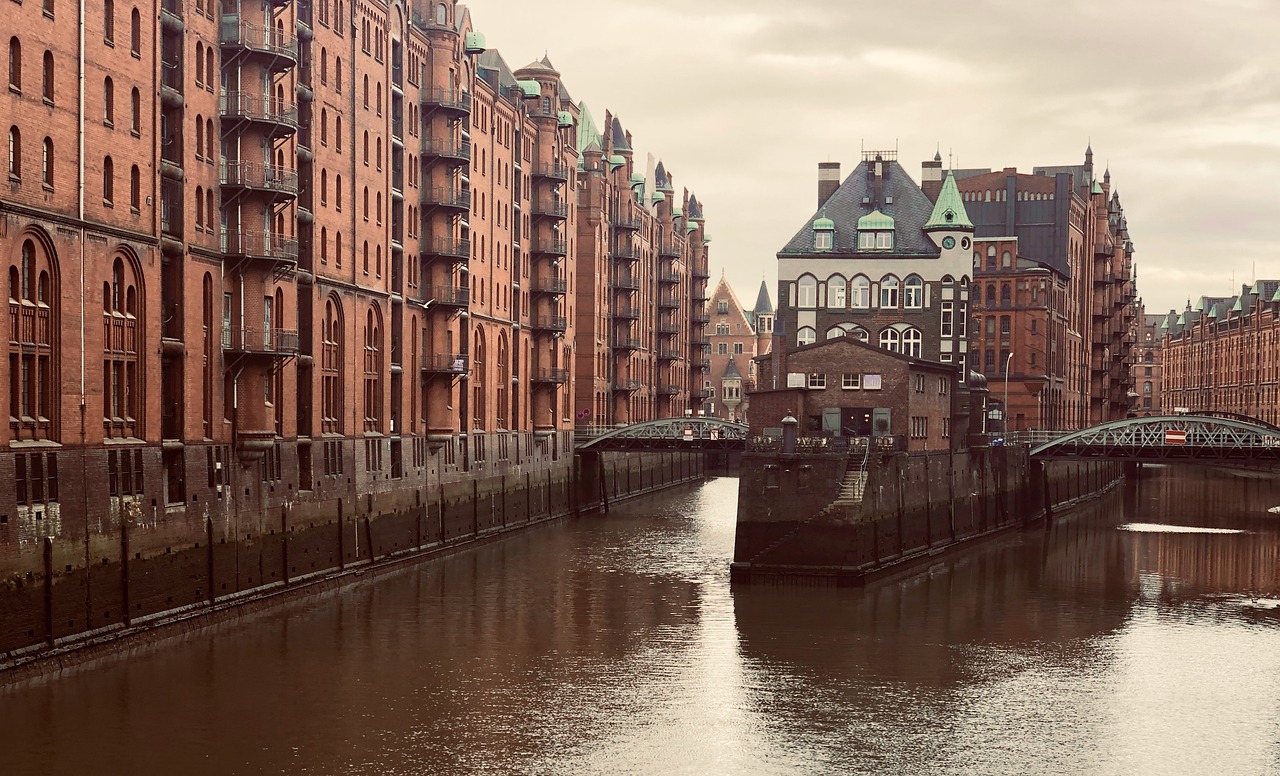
863,374 -> 882,390
807,372 -> 826,389
876,232 -> 893,249
914,374 -> 924,392
842,373 -> 860,390
814,231 -> 832,250
958,302 -> 968,336
941,300 -> 954,337
734,343 -> 743,355
858,232 -> 874,250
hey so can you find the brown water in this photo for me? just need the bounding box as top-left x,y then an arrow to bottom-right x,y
3,466 -> 1280,775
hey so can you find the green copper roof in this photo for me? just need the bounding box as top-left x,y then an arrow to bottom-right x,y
652,192 -> 665,203
517,80 -> 541,98
609,154 -> 626,170
923,172 -> 974,230
557,110 -> 574,128
673,207 -> 683,218
857,209 -> 895,231
1273,288 -> 1280,303
576,102 -> 601,153
464,32 -> 486,54
1091,179 -> 1104,195
686,222 -> 698,233
703,235 -> 712,243
812,214 -> 835,231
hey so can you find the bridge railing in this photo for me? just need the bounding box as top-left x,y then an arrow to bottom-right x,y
1003,430 -> 1071,447
745,435 -> 904,454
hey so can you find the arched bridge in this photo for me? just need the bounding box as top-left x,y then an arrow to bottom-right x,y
576,418 -> 750,452
1030,414 -> 1280,463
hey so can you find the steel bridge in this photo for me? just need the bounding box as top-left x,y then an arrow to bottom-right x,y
1029,413 -> 1280,463
575,418 -> 750,452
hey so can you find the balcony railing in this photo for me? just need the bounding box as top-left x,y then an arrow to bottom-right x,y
613,244 -> 642,261
422,187 -> 471,210
657,349 -> 681,361
613,336 -> 642,350
691,265 -> 710,280
532,162 -> 570,181
612,213 -> 642,231
614,306 -> 641,320
420,136 -> 472,161
658,242 -> 682,258
420,353 -> 468,375
160,179 -> 183,236
530,315 -> 568,333
657,322 -> 681,335
531,368 -> 569,384
532,200 -> 569,218
656,383 -> 680,395
220,91 -> 299,129
219,18 -> 299,61
532,276 -> 568,295
658,295 -> 680,309
424,237 -> 471,259
692,311 -> 711,324
532,239 -> 568,256
427,285 -> 469,307
658,270 -> 681,284
220,161 -> 299,195
222,327 -> 300,355
422,87 -> 472,114
223,230 -> 300,261
613,380 -> 641,393
691,388 -> 713,399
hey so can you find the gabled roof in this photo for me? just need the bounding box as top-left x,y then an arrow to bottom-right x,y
784,335 -> 955,374
477,49 -> 519,99
923,172 -> 973,230
777,159 -> 942,256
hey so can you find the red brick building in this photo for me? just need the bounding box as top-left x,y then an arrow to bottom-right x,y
703,275 -> 769,423
1133,307 -> 1164,416
753,337 -> 959,452
1161,282 -> 1280,425
0,1 -> 707,553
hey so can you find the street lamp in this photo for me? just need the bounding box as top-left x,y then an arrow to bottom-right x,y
1004,351 -> 1014,433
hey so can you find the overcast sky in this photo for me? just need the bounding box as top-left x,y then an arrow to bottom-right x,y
469,0 -> 1279,316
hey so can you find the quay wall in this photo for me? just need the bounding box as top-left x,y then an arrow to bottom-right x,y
0,431 -> 704,674
731,445 -> 1120,585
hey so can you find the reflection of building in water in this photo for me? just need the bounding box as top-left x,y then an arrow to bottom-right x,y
1122,531 -> 1280,597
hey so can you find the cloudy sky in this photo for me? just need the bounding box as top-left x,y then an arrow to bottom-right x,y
469,0 -> 1279,316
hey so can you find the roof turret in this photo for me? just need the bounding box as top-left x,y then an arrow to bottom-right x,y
753,280 -> 774,314
923,172 -> 974,230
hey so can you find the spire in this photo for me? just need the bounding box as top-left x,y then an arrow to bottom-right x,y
923,172 -> 974,230
753,280 -> 773,314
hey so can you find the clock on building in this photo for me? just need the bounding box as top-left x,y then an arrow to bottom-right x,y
942,236 -> 956,249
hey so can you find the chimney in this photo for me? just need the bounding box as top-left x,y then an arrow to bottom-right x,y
921,152 -> 943,201
817,162 -> 840,208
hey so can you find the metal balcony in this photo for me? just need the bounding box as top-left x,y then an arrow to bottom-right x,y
427,285 -> 469,308
530,315 -> 568,333
222,327 -> 300,356
657,349 -> 681,362
691,388 -> 713,399
612,213 -> 642,231
220,161 -> 299,198
422,187 -> 471,211
220,91 -> 299,133
691,265 -> 710,280
420,136 -> 471,163
658,295 -> 680,309
614,306 -> 641,320
532,239 -> 568,256
657,322 -> 681,335
692,311 -> 711,325
531,200 -> 569,219
223,230 -> 300,263
613,336 -> 642,351
420,353 -> 468,376
219,18 -> 299,68
658,271 -> 681,285
656,383 -> 680,396
532,276 -> 568,295
613,244 -> 642,261
614,273 -> 641,291
612,380 -> 641,393
532,162 -> 570,181
658,242 -> 682,258
423,237 -> 471,262
531,368 -> 569,384
422,87 -> 472,115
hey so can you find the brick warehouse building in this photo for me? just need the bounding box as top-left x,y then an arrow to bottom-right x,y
702,275 -> 770,423
1162,282 -> 1280,425
954,146 -> 1137,429
1133,307 -> 1164,416
1,2 -> 707,551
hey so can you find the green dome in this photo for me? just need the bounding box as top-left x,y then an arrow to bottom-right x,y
812,215 -> 835,231
857,209 -> 895,231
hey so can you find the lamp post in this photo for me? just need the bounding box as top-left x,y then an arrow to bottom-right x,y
1004,351 -> 1014,433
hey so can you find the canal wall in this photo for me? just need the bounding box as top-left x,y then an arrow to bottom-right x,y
0,434 -> 704,677
731,445 -> 1121,585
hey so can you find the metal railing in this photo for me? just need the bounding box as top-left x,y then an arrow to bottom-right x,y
613,380 -> 641,392
223,230 -> 299,261
422,187 -> 471,209
427,285 -> 469,306
613,336 -> 642,350
532,239 -> 568,255
532,162 -> 570,180
420,353 -> 468,375
219,18 -> 299,59
424,237 -> 471,259
614,306 -> 641,320
531,368 -> 569,384
220,91 -> 299,128
532,276 -> 568,294
420,136 -> 471,160
222,327 -> 300,354
532,200 -> 569,218
220,160 -> 299,194
613,273 -> 640,290
530,315 -> 567,332
421,87 -> 472,113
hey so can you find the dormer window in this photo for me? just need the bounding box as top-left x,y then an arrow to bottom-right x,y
856,209 -> 895,251
815,231 -> 833,251
811,213 -> 835,252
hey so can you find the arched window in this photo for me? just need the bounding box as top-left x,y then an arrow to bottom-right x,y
376,137 -> 382,169
363,307 -> 383,431
716,323 -> 729,335
471,326 -> 485,430
320,108 -> 328,145
375,245 -> 382,277
103,155 -> 114,203
849,325 -> 869,342
129,164 -> 139,210
7,126 -> 18,178
206,187 -> 214,231
130,87 -> 140,133
321,296 -> 344,434
986,244 -> 996,270
130,8 -> 141,55
7,37 -> 19,91
205,48 -> 213,90
1000,283 -> 1011,306
206,118 -> 213,159
335,56 -> 342,92
195,41 -> 204,85
335,115 -> 342,152
9,235 -> 60,441
41,136 -> 52,185
880,275 -> 899,308
42,50 -> 53,103
851,275 -> 870,309
362,185 -> 368,219
796,274 -> 816,308
362,74 -> 369,108
195,117 -> 203,159
827,275 -> 846,309
376,191 -> 382,224
1144,351 -> 1153,364
195,186 -> 204,229
320,169 -> 327,205
901,327 -> 922,358
362,241 -> 369,274
103,76 -> 114,124
904,275 -> 923,308
1001,250 -> 1012,268
1143,381 -> 1153,395
362,130 -> 369,164
796,326 -> 816,347
320,47 -> 327,85
878,328 -> 900,352
376,82 -> 382,115
985,283 -> 995,307
497,333 -> 508,429
335,174 -> 342,210
334,231 -> 342,268
320,226 -> 327,264
825,325 -> 847,340
434,3 -> 446,25
103,253 -> 142,438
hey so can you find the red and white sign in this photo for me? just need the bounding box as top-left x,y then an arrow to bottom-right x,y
1164,429 -> 1187,445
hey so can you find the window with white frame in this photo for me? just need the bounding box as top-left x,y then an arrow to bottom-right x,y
808,372 -> 826,389
914,374 -> 925,392
825,325 -> 846,341
902,327 -> 922,358
911,416 -> 928,438
878,328 -> 899,351
796,326 -> 816,346
827,275 -> 846,309
815,231 -> 833,251
796,274 -> 817,308
876,231 -> 893,249
941,300 -> 954,337
842,373 -> 860,389
904,275 -> 923,308
851,275 -> 870,308
880,275 -> 899,308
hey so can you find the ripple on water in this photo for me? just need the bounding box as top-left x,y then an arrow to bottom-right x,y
1118,522 -> 1246,534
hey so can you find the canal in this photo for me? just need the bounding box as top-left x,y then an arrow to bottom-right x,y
3,465 -> 1280,775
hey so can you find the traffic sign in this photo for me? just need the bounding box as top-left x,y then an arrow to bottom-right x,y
1164,429 -> 1187,445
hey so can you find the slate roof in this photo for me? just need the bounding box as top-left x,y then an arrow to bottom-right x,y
687,194 -> 704,220
723,359 -> 743,380
477,50 -> 519,98
753,280 -> 773,315
611,116 -> 631,152
777,159 -> 942,257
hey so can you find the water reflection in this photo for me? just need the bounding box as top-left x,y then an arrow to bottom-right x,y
1,468 -> 1279,775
